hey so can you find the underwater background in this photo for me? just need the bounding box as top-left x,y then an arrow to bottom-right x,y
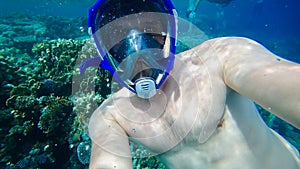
0,0 -> 299,168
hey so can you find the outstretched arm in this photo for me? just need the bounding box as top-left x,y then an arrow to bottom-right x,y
212,37 -> 300,129
88,109 -> 133,169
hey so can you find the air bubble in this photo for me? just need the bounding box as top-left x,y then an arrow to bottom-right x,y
77,141 -> 91,165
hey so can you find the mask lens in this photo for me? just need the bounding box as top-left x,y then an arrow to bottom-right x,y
108,32 -> 166,64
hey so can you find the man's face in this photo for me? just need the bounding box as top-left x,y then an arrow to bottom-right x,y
97,12 -> 167,52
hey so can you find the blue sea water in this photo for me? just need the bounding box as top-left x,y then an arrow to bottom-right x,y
1,0 -> 299,61
172,0 -> 300,62
0,0 -> 299,60
0,0 -> 299,168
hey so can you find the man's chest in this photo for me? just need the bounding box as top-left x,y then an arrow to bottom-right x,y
111,55 -> 227,152
111,78 -> 227,155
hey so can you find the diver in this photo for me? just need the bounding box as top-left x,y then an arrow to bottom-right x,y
186,0 -> 233,19
80,0 -> 300,168
187,0 -> 201,19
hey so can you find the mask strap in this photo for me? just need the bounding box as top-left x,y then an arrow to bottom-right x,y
80,56 -> 137,93
80,56 -> 101,75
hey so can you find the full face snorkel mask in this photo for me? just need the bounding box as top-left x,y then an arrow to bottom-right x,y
80,0 -> 177,99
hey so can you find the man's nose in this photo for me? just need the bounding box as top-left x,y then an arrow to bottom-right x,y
135,57 -> 150,70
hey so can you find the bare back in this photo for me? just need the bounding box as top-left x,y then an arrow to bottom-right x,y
88,37 -> 300,169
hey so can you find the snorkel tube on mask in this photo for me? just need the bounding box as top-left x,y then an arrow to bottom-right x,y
80,0 -> 177,99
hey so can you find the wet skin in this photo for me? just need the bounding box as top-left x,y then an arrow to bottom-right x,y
89,37 -> 300,169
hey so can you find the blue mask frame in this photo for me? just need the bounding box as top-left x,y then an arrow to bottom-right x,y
81,0 -> 177,94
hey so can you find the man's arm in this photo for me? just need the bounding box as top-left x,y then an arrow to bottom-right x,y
88,109 -> 133,169
212,37 -> 300,129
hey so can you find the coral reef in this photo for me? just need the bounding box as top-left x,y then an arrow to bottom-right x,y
0,14 -> 88,53
130,141 -> 167,169
0,17 -> 90,167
